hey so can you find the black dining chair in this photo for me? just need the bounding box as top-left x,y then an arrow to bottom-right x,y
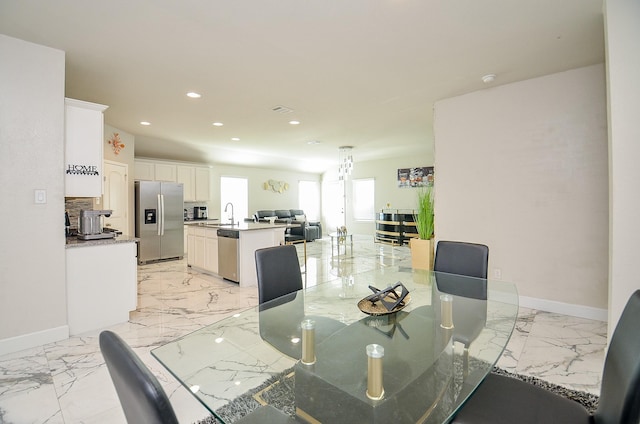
99,330 -> 294,424
452,289 -> 640,424
433,240 -> 489,279
255,244 -> 303,304
255,245 -> 345,358
432,241 -> 489,376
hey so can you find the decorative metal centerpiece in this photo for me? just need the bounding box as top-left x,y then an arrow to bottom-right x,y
358,282 -> 410,316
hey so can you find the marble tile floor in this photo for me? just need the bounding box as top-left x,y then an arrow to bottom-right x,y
0,236 -> 607,423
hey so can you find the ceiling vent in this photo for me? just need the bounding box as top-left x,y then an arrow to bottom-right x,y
272,105 -> 294,114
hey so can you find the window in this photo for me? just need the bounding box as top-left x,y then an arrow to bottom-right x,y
352,178 -> 375,221
220,176 -> 248,223
298,180 -> 320,220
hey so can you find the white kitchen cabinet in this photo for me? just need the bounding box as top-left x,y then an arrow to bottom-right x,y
195,167 -> 211,201
194,234 -> 206,269
178,165 -> 209,201
187,228 -> 196,265
177,166 -> 196,201
135,160 -> 210,201
154,163 -> 177,182
134,160 -> 155,181
204,230 -> 218,273
187,225 -> 218,273
64,98 -> 108,197
188,226 -> 206,269
66,241 -> 137,335
183,225 -> 189,255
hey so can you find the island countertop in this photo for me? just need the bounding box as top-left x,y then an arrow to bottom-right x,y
65,234 -> 139,249
192,222 -> 291,231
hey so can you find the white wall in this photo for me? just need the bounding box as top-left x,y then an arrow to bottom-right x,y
604,0 -> 640,337
0,35 -> 68,354
434,64 -> 608,316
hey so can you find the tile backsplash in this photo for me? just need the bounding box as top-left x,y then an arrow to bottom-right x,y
65,198 -> 94,230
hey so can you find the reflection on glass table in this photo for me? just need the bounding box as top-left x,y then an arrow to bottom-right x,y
152,267 -> 518,424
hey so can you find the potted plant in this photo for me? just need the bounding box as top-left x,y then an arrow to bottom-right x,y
410,187 -> 435,270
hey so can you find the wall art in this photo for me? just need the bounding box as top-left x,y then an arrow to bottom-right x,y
397,166 -> 434,188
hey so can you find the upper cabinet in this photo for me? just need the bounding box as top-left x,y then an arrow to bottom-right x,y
133,160 -> 176,182
135,159 -> 210,201
133,160 -> 155,181
65,98 -> 108,197
154,163 -> 177,182
177,165 -> 196,201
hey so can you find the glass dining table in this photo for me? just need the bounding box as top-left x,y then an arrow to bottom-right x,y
152,266 -> 519,423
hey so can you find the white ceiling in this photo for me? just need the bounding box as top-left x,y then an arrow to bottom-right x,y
0,0 -> 604,174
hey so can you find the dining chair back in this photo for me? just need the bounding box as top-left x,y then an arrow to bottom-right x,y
255,244 -> 303,304
99,330 -> 179,424
434,240 -> 489,279
452,290 -> 640,424
100,330 -> 296,423
432,240 -> 489,378
594,289 -> 640,423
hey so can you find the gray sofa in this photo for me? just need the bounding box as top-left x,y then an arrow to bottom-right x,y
254,209 -> 322,241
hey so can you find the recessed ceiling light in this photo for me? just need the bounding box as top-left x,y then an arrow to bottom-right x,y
307,140 -> 321,145
231,137 -> 240,141
212,122 -> 224,127
140,121 -> 151,126
186,92 -> 201,98
482,74 -> 496,84
289,120 -> 300,125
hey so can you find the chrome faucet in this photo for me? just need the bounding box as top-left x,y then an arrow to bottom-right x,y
224,202 -> 235,225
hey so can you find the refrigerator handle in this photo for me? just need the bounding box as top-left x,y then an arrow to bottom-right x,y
157,194 -> 162,236
160,194 -> 165,236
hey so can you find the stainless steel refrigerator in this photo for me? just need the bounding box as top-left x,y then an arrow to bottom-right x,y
135,181 -> 184,264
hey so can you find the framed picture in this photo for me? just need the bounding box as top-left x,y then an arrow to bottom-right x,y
398,166 -> 434,188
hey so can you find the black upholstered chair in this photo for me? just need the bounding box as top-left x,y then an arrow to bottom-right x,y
255,244 -> 303,304
255,245 -> 345,357
99,330 -> 294,423
433,240 -> 489,377
255,210 -> 277,222
452,289 -> 640,424
433,240 -> 489,279
290,209 -> 321,241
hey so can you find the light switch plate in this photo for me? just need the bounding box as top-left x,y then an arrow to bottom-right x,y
34,189 -> 47,204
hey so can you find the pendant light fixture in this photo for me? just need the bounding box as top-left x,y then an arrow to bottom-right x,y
338,146 -> 354,181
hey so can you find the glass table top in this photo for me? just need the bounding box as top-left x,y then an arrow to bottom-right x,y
152,266 -> 518,423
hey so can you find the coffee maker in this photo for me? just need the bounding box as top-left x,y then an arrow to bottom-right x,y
78,209 -> 114,240
194,206 -> 208,220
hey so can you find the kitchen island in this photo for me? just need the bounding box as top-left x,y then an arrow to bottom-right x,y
65,235 -> 138,335
187,222 -> 288,287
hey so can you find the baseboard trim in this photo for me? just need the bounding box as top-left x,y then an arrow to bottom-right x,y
0,325 -> 69,356
519,295 -> 607,322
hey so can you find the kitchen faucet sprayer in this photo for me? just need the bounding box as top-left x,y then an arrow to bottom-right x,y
224,202 -> 235,225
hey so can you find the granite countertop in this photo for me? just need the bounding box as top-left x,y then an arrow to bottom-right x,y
65,234 -> 139,249
195,222 -> 290,231
183,219 -> 219,225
